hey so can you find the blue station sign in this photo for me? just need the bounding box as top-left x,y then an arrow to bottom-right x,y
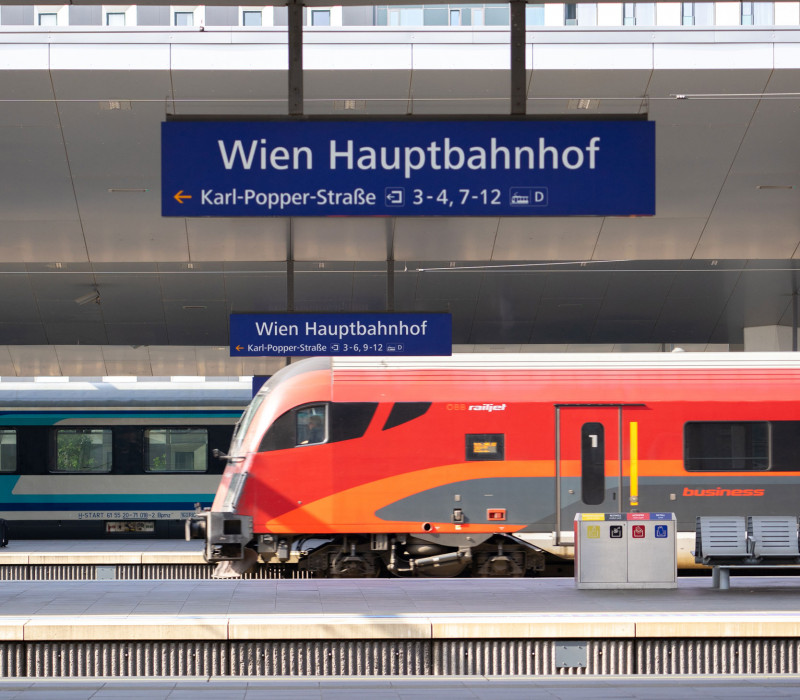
230,313 -> 452,357
162,120 -> 655,217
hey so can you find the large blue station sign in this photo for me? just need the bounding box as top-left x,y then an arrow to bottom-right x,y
230,313 -> 452,356
162,120 -> 655,217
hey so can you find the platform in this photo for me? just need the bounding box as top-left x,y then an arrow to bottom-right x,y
0,565 -> 800,677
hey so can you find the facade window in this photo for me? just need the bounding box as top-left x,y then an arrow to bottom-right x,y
106,12 -> 126,26
54,429 -> 112,473
623,3 -> 636,24
174,11 -> 194,26
752,2 -> 774,24
145,428 -> 208,472
681,2 -> 694,24
38,12 -> 58,26
379,5 -> 508,27
622,3 -> 654,26
311,9 -> 331,25
243,10 -> 262,26
0,430 -> 16,473
741,1 -> 754,23
525,4 -> 544,25
565,3 -> 577,25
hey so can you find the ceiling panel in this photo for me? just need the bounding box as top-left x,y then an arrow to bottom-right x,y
0,125 -> 79,222
0,70 -> 60,128
0,30 -> 798,372
105,322 -> 170,346
187,218 -> 289,261
292,217 -> 390,260
595,217 -> 705,259
394,218 -> 500,260
493,218 -> 602,260
224,266 -> 289,313
171,69 -> 289,116
55,345 -> 107,376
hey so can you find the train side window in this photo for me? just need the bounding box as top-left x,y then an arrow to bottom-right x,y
144,428 -> 208,472
382,402 -> 430,431
766,421 -> 800,471
54,428 -> 113,473
466,433 -> 504,461
297,406 -> 326,446
0,430 -> 16,472
684,421 -> 768,471
581,423 -> 605,505
331,403 -> 377,441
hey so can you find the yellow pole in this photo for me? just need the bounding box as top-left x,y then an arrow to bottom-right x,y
629,421 -> 639,508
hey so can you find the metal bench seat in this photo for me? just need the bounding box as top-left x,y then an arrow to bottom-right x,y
696,515 -> 800,589
748,515 -> 800,558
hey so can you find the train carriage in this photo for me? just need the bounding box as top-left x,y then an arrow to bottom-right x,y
0,378 -> 252,538
190,352 -> 800,577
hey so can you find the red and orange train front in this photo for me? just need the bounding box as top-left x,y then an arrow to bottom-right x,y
188,353 -> 800,576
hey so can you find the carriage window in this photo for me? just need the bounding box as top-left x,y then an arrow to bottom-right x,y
763,421 -> 800,471
0,430 -> 16,472
297,406 -> 326,446
54,428 -> 112,473
466,433 -> 504,461
684,422 -> 768,471
145,428 -> 208,472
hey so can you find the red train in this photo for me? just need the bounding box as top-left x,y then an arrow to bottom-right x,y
188,353 -> 800,577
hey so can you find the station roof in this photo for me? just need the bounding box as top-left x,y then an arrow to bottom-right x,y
1,24 -> 799,375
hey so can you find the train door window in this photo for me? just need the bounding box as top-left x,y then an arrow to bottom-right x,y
466,434 -> 504,461
297,406 -> 326,445
0,430 -> 16,472
145,428 -> 208,472
684,422 -> 768,471
54,428 -> 112,473
581,423 -> 605,505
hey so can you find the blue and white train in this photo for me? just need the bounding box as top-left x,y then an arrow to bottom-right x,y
0,378 -> 252,538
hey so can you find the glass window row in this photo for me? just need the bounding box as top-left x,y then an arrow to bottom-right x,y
11,3 -> 786,28
0,427 -> 210,473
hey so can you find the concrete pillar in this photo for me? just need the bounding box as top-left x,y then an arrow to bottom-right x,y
743,326 -> 798,351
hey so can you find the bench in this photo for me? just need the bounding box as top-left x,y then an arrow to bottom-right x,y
695,515 -> 800,589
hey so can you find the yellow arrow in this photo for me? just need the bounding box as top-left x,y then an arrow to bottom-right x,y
174,190 -> 192,204
236,345 -> 244,352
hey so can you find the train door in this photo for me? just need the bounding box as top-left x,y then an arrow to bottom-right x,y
554,404 -> 627,544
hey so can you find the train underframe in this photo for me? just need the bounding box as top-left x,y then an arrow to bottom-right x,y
187,510 -> 546,578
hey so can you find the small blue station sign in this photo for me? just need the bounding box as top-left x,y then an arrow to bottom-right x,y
230,313 -> 452,357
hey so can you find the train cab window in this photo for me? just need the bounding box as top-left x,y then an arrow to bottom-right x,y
54,428 -> 112,473
684,422 -> 768,471
145,428 -> 208,472
297,406 -> 326,446
0,430 -> 16,472
466,434 -> 504,461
